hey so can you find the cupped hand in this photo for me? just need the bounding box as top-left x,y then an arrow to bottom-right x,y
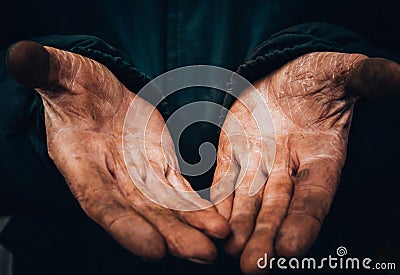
211,52 -> 400,274
6,41 -> 229,263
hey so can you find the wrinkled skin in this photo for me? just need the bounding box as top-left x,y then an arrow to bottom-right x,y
6,41 -> 230,263
7,42 -> 400,274
211,52 -> 400,274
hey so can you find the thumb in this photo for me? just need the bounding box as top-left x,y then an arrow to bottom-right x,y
6,41 -> 128,124
347,57 -> 400,99
6,41 -> 51,89
6,40 -> 118,96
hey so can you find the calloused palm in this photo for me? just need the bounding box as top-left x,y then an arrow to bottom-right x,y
211,52 -> 400,274
7,41 -> 230,263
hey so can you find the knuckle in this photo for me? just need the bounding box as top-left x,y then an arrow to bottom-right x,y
262,194 -> 291,207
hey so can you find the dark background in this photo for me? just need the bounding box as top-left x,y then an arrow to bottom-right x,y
0,1 -> 399,274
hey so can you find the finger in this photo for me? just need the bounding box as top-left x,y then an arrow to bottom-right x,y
275,158 -> 340,257
6,41 -> 50,88
7,40 -> 78,90
55,152 -> 166,260
211,158 -> 239,220
240,170 -> 293,274
224,165 -> 267,256
7,41 -> 132,129
83,188 -> 167,260
115,163 -> 221,264
6,40 -> 121,96
347,57 -> 400,99
125,186 -> 219,263
210,131 -> 239,220
135,204 -> 219,263
166,171 -> 231,239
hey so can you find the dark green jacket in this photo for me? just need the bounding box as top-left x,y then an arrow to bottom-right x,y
0,1 -> 399,274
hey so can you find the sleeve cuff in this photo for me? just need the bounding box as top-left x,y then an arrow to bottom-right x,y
236,22 -> 365,83
34,35 -> 150,92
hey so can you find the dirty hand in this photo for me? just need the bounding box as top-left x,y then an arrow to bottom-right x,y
211,51 -> 399,274
7,41 -> 230,263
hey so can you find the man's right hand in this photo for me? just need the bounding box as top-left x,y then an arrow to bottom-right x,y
6,41 -> 230,263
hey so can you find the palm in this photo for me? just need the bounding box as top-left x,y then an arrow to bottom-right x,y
212,52 -> 400,274
7,41 -> 229,263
